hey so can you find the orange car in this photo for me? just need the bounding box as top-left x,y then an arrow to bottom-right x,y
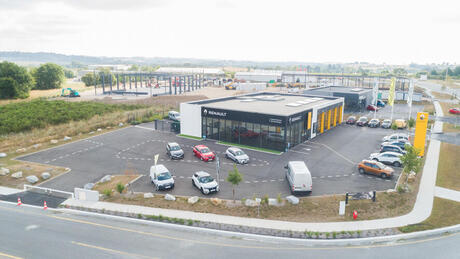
357,160 -> 394,179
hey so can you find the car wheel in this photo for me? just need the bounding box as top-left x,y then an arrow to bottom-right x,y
155,185 -> 159,191
393,161 -> 401,167
200,187 -> 205,194
225,154 -> 228,159
372,158 -> 379,162
359,168 -> 365,174
380,173 -> 387,179
200,157 -> 203,161
192,179 -> 195,187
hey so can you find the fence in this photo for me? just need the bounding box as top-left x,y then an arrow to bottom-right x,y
154,120 -> 180,133
23,185 -> 74,199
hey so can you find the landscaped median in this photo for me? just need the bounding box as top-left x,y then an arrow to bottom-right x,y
216,141 -> 283,155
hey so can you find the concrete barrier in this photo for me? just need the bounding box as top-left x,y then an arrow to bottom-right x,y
74,188 -> 99,202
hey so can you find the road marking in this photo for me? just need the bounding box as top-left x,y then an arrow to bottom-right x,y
311,142 -> 356,165
289,150 -> 311,156
245,181 -> 251,183
71,241 -> 155,259
253,181 -> 259,183
328,176 -> 332,178
336,175 -> 341,177
0,252 -> 22,259
25,224 -> 39,231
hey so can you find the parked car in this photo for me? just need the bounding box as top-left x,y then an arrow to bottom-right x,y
381,119 -> 392,129
377,100 -> 386,107
368,118 -> 381,128
193,145 -> 216,162
367,104 -> 378,111
380,144 -> 406,154
225,147 -> 249,164
382,133 -> 409,142
356,116 -> 369,126
168,111 -> 180,121
192,171 -> 219,194
394,119 -> 407,129
382,139 -> 412,150
346,116 -> 357,125
358,160 -> 394,179
150,164 -> 175,191
369,152 -> 403,167
285,161 -> 312,194
449,108 -> 460,115
166,142 -> 184,159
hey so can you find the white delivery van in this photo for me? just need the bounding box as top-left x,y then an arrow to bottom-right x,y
285,161 -> 312,194
150,164 -> 175,191
168,111 -> 180,122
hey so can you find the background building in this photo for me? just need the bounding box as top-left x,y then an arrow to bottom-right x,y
304,86 -> 372,112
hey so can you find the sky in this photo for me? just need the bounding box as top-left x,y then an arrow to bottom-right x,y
0,0 -> 459,65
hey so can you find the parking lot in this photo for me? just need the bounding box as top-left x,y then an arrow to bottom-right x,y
353,103 -> 424,121
17,122 -> 402,200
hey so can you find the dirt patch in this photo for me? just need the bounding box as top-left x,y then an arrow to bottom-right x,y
436,143 -> 460,191
440,102 -> 459,116
432,91 -> 453,100
95,95 -> 208,109
423,103 -> 435,115
92,175 -> 140,194
0,160 -> 67,189
443,123 -> 460,133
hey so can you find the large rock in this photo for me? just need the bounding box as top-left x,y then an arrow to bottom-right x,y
32,144 -> 41,149
16,148 -> 26,153
99,175 -> 111,183
63,136 -> 72,141
118,123 -> 124,127
286,195 -> 299,205
244,199 -> 259,207
0,153 -> 6,158
188,196 -> 199,204
26,175 -> 39,184
0,167 -> 10,176
408,172 -> 417,183
268,198 -> 281,206
210,198 -> 222,206
50,139 -> 58,144
41,172 -> 51,180
144,193 -> 154,198
164,194 -> 176,201
97,128 -> 102,132
11,171 -> 23,179
84,183 -> 95,190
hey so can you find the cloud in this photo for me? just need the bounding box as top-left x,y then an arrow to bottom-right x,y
0,0 -> 169,11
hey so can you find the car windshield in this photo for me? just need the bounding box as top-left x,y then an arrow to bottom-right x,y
371,119 -> 378,123
157,172 -> 171,181
200,148 -> 210,153
349,117 -> 356,120
199,176 -> 214,183
170,145 -> 181,151
376,162 -> 386,169
235,151 -> 245,156
359,117 -> 367,121
383,120 -> 391,123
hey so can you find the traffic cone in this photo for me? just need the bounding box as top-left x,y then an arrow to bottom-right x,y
17,197 -> 22,206
353,210 -> 358,220
43,201 -> 48,210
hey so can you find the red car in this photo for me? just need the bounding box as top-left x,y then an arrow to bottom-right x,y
449,108 -> 460,115
193,145 -> 216,162
367,105 -> 379,111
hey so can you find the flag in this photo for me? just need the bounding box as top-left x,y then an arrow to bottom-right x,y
371,78 -> 379,105
388,77 -> 396,106
407,79 -> 414,107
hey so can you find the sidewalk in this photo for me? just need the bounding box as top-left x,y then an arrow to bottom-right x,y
435,187 -> 460,202
61,101 -> 446,232
0,186 -> 22,195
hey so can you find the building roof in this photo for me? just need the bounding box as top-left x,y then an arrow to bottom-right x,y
306,86 -> 372,94
192,92 -> 342,116
235,70 -> 283,76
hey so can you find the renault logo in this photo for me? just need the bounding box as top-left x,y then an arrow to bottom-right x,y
419,114 -> 425,120
203,109 -> 208,115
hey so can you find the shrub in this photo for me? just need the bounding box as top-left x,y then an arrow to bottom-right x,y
262,194 -> 269,205
277,193 -> 282,204
102,189 -> 112,197
116,183 -> 125,194
391,123 -> 398,130
187,219 -> 194,226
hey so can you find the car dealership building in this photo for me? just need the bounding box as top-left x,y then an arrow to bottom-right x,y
180,92 -> 344,151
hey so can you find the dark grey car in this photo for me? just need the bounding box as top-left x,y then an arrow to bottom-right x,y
166,142 -> 184,159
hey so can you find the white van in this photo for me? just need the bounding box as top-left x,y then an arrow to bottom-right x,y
168,111 -> 180,122
285,161 -> 312,194
150,164 -> 175,191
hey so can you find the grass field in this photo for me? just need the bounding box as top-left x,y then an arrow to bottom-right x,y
436,143 -> 460,191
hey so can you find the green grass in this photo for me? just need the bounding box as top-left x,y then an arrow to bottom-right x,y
0,99 -> 144,135
217,141 -> 282,155
178,134 -> 203,140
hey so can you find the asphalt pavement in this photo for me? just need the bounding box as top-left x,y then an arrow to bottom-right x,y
0,202 -> 458,259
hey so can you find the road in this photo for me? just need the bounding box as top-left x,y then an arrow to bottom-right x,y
0,202 -> 458,259
417,81 -> 460,100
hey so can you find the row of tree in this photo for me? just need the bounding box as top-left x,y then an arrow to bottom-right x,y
0,61 -> 72,99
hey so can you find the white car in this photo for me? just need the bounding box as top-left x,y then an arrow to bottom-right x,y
369,152 -> 403,167
168,111 -> 180,122
192,171 -> 219,194
150,164 -> 175,191
382,133 -> 409,142
225,147 -> 249,164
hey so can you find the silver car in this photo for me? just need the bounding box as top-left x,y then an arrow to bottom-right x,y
192,171 -> 219,194
225,147 -> 249,164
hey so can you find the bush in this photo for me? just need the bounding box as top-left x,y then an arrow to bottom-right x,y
391,123 -> 398,130
33,63 -> 65,90
0,61 -> 33,99
397,185 -> 405,193
116,183 -> 125,194
103,189 -> 112,197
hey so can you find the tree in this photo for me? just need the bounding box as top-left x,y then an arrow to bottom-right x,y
128,64 -> 139,71
454,66 -> 460,76
226,164 -> 243,202
64,69 -> 75,79
408,118 -> 415,129
400,145 -> 423,185
0,61 -> 34,99
33,63 -> 65,89
81,73 -> 96,86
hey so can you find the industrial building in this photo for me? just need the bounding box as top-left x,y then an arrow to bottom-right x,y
234,70 -> 282,82
180,92 -> 344,151
304,86 -> 372,112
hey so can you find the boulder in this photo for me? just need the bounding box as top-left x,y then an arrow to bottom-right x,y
99,175 -> 112,183
89,131 -> 95,135
97,128 -> 102,132
50,139 -> 58,144
118,123 -> 124,127
84,183 -> 95,190
286,195 -> 299,205
164,194 -> 176,201
0,153 -> 6,158
26,175 -> 39,184
187,196 -> 199,204
268,198 -> 280,206
41,172 -> 51,180
210,198 -> 222,206
32,144 -> 41,149
143,193 -> 154,198
244,199 -> 258,207
0,167 -> 10,176
11,171 -> 23,179
16,148 -> 26,153
63,136 -> 72,141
